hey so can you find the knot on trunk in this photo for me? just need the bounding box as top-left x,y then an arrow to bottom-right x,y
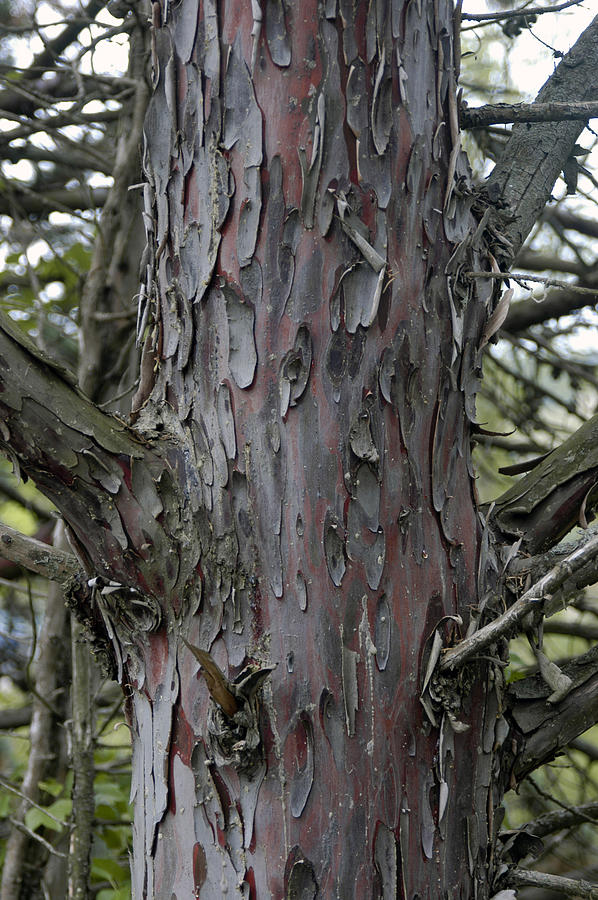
206,663 -> 275,775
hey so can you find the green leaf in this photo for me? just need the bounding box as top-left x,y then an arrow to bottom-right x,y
38,778 -> 64,798
91,857 -> 129,886
24,797 -> 71,833
100,824 -> 131,852
96,888 -> 131,900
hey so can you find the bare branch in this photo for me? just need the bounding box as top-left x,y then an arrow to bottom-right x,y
515,249 -> 590,277
505,286 -> 597,332
545,208 -> 598,239
0,479 -> 53,519
543,621 -> 598,641
473,435 -> 548,454
0,707 -> 32,730
570,737 -> 598,760
489,350 -> 585,421
523,800 -> 598,838
462,1 -> 587,23
0,185 -> 108,218
463,100 -> 598,128
0,522 -> 83,585
468,268 -> 598,299
501,331 -> 598,393
490,411 -> 598,556
0,0 -> 104,116
441,533 -> 598,671
507,866 -> 598,898
507,646 -> 598,780
77,20 -> 150,402
69,614 -> 96,895
1,142 -> 114,175
0,571 -> 71,896
0,306 -> 177,599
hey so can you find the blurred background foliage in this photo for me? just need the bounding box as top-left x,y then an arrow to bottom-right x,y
0,0 -> 598,897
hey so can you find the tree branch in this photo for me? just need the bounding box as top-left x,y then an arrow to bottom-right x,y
1,141 -> 114,175
0,0 -> 104,116
69,617 -> 96,897
543,621 -> 598,641
523,800 -> 598,837
502,331 -> 598,394
505,285 -> 596,332
0,185 -> 108,218
462,1 -> 586,23
486,14 -> 598,261
0,707 -> 32,730
0,523 -> 83,585
440,533 -> 598,672
0,478 -> 53,519
77,20 -> 149,402
0,308 -> 180,601
490,411 -> 598,555
545,207 -> 598,239
570,737 -> 598,760
463,100 -> 598,128
0,570 -> 70,897
506,867 -> 598,898
505,645 -> 598,784
515,249 -> 589,277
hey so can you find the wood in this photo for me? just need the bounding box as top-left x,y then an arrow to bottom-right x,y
2,4 -> 598,898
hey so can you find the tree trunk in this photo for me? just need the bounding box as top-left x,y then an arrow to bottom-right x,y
130,1 -> 497,896
2,3 -> 598,898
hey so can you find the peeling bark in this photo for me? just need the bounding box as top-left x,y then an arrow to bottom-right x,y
508,655 -> 598,784
130,1 -> 494,895
490,412 -> 598,555
2,4 -> 598,899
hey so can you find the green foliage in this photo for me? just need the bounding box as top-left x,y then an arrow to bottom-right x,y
1,240 -> 91,372
25,797 -> 71,833
97,887 -> 130,900
9,722 -> 133,897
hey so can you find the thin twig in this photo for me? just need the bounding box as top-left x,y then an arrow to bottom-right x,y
467,270 -> 598,297
462,1 -> 586,23
9,819 -> 68,859
527,773 -> 598,829
0,776 -> 68,829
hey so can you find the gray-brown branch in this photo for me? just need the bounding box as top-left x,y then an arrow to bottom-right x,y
490,411 -> 598,556
462,1 -> 586,23
505,284 -> 597,332
486,14 -> 598,261
0,307 -> 181,601
522,801 -> 598,838
462,100 -> 598,128
507,645 -> 598,781
506,867 -> 598,899
0,523 -> 83,585
440,532 -> 598,672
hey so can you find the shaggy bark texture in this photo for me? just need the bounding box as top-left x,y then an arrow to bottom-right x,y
2,4 -> 598,898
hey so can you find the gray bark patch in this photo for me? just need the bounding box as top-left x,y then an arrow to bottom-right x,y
224,286 -> 257,389
324,511 -> 345,587
374,822 -> 398,899
265,0 -> 291,67
288,712 -> 315,818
